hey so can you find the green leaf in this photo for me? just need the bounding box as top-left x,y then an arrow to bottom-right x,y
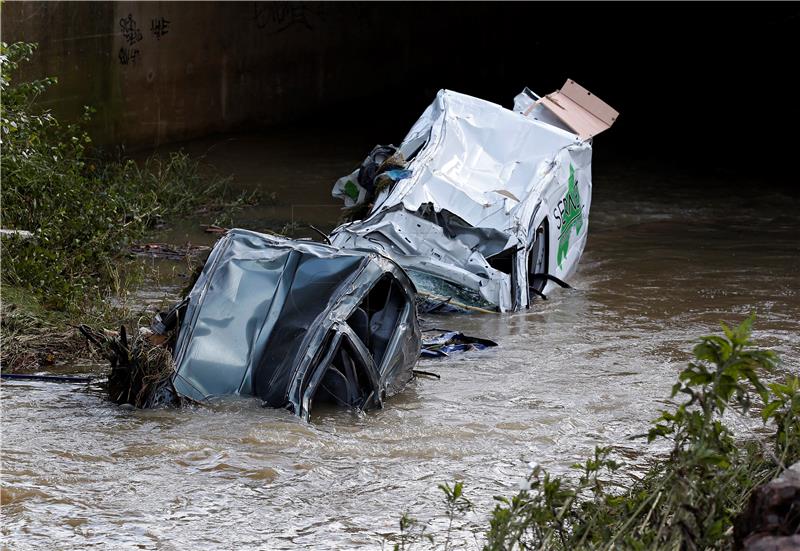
761,400 -> 783,422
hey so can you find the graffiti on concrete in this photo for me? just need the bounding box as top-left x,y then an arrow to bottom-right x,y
151,16 -> 170,40
253,2 -> 325,34
118,47 -> 140,65
120,14 -> 143,45
118,14 -> 143,66
118,14 -> 170,66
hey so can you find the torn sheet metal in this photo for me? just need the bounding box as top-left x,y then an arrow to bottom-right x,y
171,229 -> 421,420
330,82 -> 617,311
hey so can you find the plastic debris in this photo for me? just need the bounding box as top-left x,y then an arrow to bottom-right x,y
420,331 -> 498,358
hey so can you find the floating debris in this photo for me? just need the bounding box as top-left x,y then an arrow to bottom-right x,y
129,242 -> 211,261
420,331 -> 498,358
79,320 -> 182,409
201,224 -> 228,234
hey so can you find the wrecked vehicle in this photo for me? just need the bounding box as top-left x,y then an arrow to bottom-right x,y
330,80 -> 618,311
85,229 -> 421,420
84,81 -> 617,417
171,230 -> 421,419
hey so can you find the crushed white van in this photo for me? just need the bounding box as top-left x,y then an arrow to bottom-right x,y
330,80 -> 618,312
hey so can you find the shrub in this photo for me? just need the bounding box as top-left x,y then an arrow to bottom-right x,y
1,42 -> 249,310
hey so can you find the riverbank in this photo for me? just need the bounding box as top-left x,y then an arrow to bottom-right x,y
0,287 -> 83,373
0,42 -> 256,373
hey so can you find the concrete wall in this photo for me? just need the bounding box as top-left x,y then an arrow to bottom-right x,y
2,1 -> 433,149
7,2 -> 795,171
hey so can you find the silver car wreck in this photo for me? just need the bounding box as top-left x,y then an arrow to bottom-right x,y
166,229 -> 421,419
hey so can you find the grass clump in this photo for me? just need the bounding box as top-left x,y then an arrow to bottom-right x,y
0,287 -> 84,372
395,316 -> 799,550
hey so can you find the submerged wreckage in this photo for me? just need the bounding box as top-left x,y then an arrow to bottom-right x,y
88,80 -> 617,418
172,230 -> 421,418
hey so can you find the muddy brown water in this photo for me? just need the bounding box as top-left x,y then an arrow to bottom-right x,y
2,129 -> 799,549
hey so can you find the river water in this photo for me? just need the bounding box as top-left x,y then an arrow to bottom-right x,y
2,128 -> 799,549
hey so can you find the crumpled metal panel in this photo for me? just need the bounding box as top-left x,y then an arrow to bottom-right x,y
172,229 -> 421,419
331,89 -> 598,311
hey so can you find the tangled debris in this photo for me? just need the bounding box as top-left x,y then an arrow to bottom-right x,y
333,144 -> 410,223
79,302 -> 186,408
129,242 -> 212,261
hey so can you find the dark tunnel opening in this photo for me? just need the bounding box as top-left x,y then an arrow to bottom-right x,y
2,2 -> 798,191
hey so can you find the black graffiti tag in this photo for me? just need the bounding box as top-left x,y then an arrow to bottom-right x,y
151,16 -> 170,39
118,47 -> 140,65
120,14 -> 143,46
253,2 -> 323,34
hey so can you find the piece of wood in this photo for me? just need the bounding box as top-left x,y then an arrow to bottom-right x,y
537,79 -> 619,140
560,79 -> 619,126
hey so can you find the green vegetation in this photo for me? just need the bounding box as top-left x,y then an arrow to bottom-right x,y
1,42 -> 252,311
1,41 -> 256,370
396,316 -> 800,550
